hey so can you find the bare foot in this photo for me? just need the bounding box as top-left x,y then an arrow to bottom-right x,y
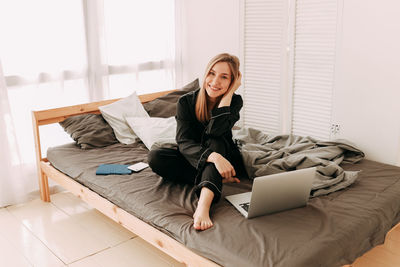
193,187 -> 214,231
193,206 -> 213,231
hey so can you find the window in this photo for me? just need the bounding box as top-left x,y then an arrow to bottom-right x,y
103,0 -> 176,98
0,0 -> 176,163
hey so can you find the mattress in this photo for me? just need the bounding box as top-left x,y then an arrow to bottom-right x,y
47,142 -> 400,267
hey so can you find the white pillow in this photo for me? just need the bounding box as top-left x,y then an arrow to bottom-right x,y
99,92 -> 149,144
125,116 -> 177,150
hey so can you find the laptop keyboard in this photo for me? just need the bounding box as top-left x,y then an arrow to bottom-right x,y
239,202 -> 250,212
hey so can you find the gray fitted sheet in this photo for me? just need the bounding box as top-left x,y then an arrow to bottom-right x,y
47,142 -> 400,267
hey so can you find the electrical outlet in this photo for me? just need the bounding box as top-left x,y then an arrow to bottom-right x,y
330,124 -> 340,135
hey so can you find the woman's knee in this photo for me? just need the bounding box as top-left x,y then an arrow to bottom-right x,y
148,148 -> 197,183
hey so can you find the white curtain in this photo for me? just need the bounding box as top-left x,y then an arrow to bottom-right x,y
0,0 -> 176,207
0,1 -> 88,207
0,61 -> 35,207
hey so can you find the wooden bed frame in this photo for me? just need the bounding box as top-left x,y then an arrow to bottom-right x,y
32,90 -> 219,267
32,90 -> 399,267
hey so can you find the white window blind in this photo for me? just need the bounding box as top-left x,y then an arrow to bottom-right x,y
291,0 -> 338,140
243,0 -> 287,134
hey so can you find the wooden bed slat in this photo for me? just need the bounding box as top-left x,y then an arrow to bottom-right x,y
33,100 -> 116,125
33,89 -> 176,126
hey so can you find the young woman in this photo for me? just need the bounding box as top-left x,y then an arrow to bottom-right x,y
148,53 -> 247,231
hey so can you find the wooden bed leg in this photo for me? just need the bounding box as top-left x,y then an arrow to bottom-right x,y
32,111 -> 50,202
39,170 -> 51,202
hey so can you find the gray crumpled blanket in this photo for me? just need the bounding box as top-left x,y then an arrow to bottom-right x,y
232,127 -> 365,197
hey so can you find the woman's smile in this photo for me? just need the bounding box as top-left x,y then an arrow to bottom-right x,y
204,62 -> 232,100
208,84 -> 222,92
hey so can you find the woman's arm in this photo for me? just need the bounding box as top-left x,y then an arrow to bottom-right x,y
207,152 -> 240,182
218,71 -> 242,108
204,94 -> 243,137
204,73 -> 243,137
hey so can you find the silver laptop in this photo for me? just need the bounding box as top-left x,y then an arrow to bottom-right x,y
225,167 -> 316,219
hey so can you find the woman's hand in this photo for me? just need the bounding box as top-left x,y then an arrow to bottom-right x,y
207,152 -> 240,183
228,71 -> 242,94
218,71 -> 242,108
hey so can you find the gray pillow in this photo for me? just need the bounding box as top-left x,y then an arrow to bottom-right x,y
60,114 -> 119,149
143,79 -> 200,117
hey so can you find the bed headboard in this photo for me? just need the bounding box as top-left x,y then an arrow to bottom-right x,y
32,89 -> 176,163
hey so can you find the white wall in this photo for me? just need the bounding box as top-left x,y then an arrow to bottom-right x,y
179,0 -> 241,86
332,0 -> 400,165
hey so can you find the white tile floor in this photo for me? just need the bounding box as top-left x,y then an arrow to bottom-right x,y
0,192 -> 186,267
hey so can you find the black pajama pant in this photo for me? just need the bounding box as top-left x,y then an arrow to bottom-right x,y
147,137 -> 247,203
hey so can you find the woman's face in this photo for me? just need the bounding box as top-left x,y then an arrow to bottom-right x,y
205,62 -> 232,101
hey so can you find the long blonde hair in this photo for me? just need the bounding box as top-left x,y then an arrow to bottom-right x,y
195,53 -> 240,123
